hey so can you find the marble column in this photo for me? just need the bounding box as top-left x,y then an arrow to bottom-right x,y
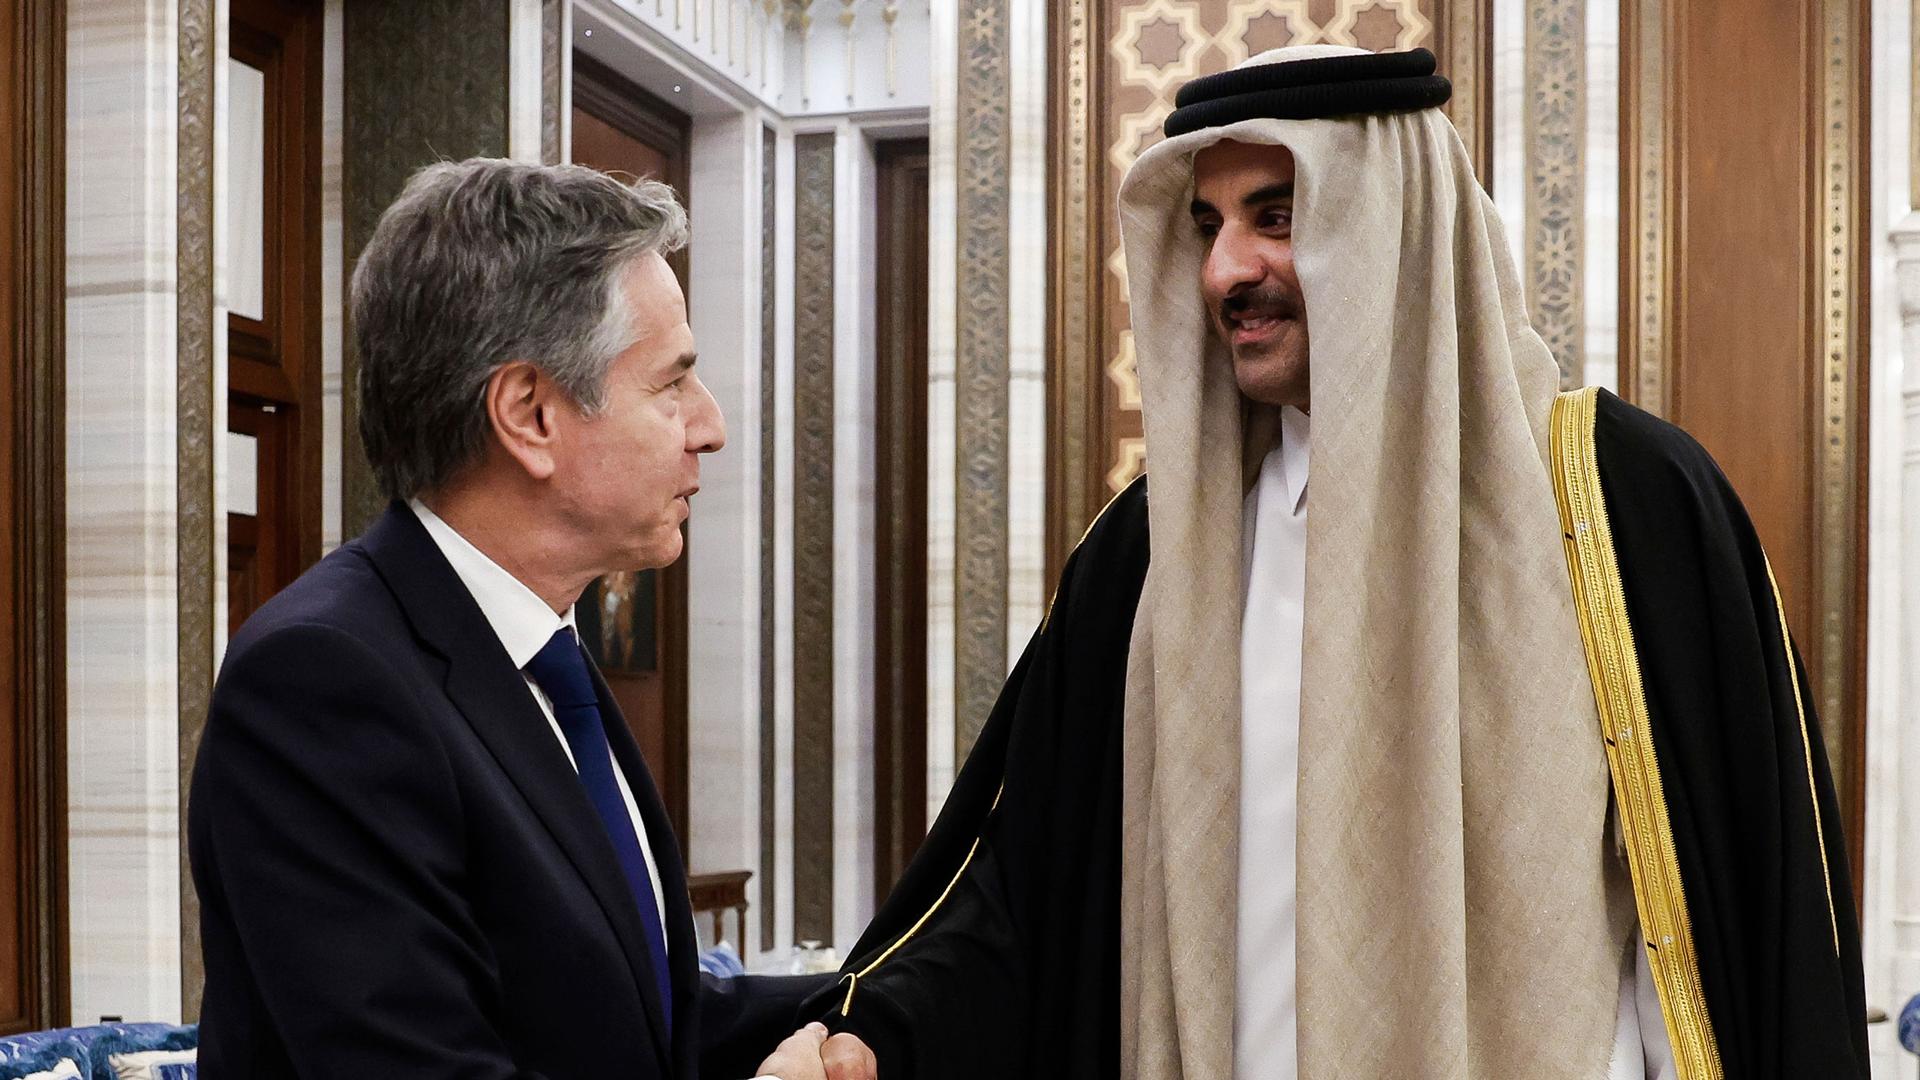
66,0 -> 188,1024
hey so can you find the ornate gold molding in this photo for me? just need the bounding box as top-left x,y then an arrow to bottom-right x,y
1621,0 -> 1672,414
1044,0 -> 1099,588
1812,0 -> 1867,847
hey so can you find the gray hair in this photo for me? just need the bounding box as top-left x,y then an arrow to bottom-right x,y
351,157 -> 689,501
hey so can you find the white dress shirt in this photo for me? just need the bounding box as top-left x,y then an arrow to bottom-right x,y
409,499 -> 670,944
1233,409 -> 1672,1078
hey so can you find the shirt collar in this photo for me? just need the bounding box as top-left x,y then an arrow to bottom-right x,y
408,498 -> 577,669
1278,405 -> 1310,514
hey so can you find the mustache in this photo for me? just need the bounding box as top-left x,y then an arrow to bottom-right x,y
1221,285 -> 1303,323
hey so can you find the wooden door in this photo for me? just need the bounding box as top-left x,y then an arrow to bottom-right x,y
1,0 -> 69,1032
227,0 -> 322,630
873,140 -> 931,905
570,51 -> 694,848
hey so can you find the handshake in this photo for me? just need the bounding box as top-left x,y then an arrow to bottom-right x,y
754,1024 -> 877,1080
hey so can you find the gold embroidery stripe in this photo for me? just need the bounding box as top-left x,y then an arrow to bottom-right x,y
1761,558 -> 1841,956
1550,387 -> 1723,1080
839,787 -> 1005,1016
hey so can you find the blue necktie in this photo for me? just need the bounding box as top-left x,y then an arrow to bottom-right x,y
526,627 -> 673,1033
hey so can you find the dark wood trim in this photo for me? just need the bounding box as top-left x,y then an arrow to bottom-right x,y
4,0 -> 69,1033
571,49 -> 692,290
873,139 -> 930,908
231,0 -> 326,587
572,52 -> 691,171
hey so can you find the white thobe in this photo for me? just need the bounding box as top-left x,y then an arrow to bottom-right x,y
1233,407 -> 1674,1079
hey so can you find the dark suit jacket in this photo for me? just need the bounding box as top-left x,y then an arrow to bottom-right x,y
190,503 -> 824,1079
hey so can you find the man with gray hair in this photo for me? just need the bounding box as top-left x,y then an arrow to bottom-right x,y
189,158 -> 828,1079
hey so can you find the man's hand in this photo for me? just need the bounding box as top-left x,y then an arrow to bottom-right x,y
820,1030 -> 877,1080
754,1023 -> 878,1080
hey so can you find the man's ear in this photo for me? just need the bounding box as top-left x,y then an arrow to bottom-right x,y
485,360 -> 560,481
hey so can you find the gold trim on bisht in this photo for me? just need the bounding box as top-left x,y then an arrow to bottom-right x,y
1550,387 -> 1723,1080
838,787 -> 1004,1017
1763,557 -> 1842,956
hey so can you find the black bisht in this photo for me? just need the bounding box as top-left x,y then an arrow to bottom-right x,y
801,390 -> 1867,1079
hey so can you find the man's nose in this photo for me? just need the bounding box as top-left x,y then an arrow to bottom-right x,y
688,378 -> 727,454
1203,228 -> 1266,299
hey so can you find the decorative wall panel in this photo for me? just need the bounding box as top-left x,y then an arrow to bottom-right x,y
790,132 -> 836,943
1523,0 -> 1582,387
341,0 -> 510,538
542,0 -> 563,163
1047,1 -> 1455,579
759,123 -> 778,948
954,0 -> 1010,756
176,0 -> 217,1021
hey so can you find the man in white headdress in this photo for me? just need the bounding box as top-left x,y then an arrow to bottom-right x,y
783,45 -> 1865,1080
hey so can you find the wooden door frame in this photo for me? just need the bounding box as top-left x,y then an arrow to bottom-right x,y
571,48 -> 694,849
873,138 -> 930,905
228,0 -> 325,614
3,0 -> 69,1032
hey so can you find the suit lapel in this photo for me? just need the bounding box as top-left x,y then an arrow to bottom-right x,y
359,505 -> 675,1070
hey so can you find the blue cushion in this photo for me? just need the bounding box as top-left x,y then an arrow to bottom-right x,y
0,1022 -> 90,1076
78,1024 -> 195,1080
0,1030 -> 93,1077
0,1024 -> 198,1080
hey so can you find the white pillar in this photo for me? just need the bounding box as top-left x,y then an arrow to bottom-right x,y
66,0 -> 187,1023
685,111 -> 767,941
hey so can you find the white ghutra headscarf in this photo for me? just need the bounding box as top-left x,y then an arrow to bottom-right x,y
1115,45 -> 1627,1080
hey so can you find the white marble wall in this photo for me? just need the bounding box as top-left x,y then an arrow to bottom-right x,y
1489,0 -> 1526,275
683,112 -> 767,944
595,0 -> 790,106
1863,0 -> 1917,1072
829,122 -> 879,949
1003,0 -> 1047,657
768,125 -> 799,967
1582,0 -> 1619,392
65,0 -> 186,1024
921,0 -> 959,826
780,1 -> 932,117
510,0 -> 546,162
